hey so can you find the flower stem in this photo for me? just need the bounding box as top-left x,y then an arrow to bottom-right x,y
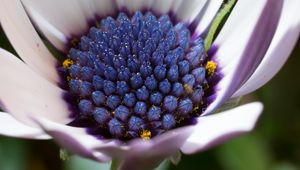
204,0 -> 237,51
110,159 -> 121,170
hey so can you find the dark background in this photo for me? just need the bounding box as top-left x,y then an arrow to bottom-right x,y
0,28 -> 299,170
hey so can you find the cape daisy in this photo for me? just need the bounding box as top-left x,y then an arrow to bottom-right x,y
0,0 -> 299,169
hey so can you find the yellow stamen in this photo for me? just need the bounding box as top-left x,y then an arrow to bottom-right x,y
63,59 -> 74,69
140,130 -> 151,140
183,84 -> 193,94
206,61 -> 217,76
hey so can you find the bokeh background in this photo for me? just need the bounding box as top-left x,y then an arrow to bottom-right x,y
0,27 -> 299,170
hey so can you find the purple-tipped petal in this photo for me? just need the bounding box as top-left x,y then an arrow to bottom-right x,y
204,0 -> 283,115
34,101 -> 258,169
0,112 -> 50,139
0,49 -> 70,126
0,0 -> 58,83
118,126 -> 193,170
181,102 -> 263,154
234,0 -> 300,97
33,117 -> 118,162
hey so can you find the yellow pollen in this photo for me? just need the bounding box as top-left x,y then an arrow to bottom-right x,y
176,117 -> 185,123
206,61 -> 217,76
67,76 -> 72,81
184,84 -> 193,94
140,130 -> 151,140
192,106 -> 199,112
63,59 -> 74,68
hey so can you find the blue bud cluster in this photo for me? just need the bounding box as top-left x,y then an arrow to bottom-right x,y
61,11 -> 208,140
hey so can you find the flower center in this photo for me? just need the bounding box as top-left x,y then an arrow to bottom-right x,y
59,11 -> 216,141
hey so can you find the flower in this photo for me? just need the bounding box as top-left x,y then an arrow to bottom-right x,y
0,0 -> 299,169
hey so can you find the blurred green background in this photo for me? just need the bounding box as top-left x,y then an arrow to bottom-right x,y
0,27 -> 300,170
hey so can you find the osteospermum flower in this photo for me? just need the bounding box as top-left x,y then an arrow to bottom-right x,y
0,0 -> 299,169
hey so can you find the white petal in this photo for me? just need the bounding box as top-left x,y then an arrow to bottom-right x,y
213,0 -> 279,68
115,0 -> 153,13
174,0 -> 207,24
0,112 -> 50,139
25,7 -> 68,51
33,116 -> 114,162
150,0 -> 183,15
181,102 -> 263,154
0,0 -> 59,83
170,0 -> 184,14
233,0 -> 300,97
151,0 -> 174,14
119,126 -> 193,170
23,0 -> 117,51
94,126 -> 193,160
21,0 -> 89,38
203,0 -> 282,115
92,0 -> 117,16
76,0 -> 98,20
193,0 -> 223,36
0,49 -> 70,126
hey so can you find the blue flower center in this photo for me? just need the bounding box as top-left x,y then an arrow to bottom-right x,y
59,11 -> 215,140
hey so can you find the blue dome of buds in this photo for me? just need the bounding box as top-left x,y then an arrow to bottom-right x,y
60,11 -> 214,141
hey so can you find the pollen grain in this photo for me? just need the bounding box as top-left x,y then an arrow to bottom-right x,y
63,59 -> 74,69
206,61 -> 217,76
140,130 -> 152,140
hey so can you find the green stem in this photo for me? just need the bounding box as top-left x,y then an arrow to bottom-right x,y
110,159 -> 121,170
204,0 -> 237,51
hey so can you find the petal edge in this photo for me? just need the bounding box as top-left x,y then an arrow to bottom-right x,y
181,102 -> 263,154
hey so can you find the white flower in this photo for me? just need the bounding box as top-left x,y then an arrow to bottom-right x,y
0,0 -> 299,169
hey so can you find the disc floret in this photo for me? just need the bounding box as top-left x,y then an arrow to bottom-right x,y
60,11 -> 215,140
